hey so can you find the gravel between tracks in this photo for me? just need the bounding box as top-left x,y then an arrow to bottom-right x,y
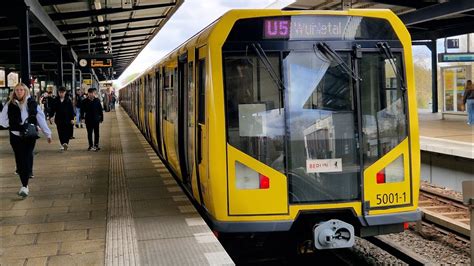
352,225 -> 470,265
422,181 -> 463,201
352,238 -> 406,265
388,227 -> 470,265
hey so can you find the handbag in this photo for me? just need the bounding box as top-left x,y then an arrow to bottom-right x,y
21,120 -> 40,139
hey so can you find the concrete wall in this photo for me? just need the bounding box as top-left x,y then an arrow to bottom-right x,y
421,151 -> 474,192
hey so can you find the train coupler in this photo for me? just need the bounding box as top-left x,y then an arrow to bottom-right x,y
313,219 -> 355,249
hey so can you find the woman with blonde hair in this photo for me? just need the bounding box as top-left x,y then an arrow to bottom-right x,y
0,83 -> 52,197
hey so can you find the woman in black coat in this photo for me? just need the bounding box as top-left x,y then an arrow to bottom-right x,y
49,87 -> 75,150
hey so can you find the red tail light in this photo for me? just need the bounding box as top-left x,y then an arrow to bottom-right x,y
259,174 -> 270,189
376,170 -> 386,184
403,222 -> 409,230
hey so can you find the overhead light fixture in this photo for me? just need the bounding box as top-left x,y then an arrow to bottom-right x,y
97,15 -> 104,22
103,46 -> 108,49
99,26 -> 105,32
102,41 -> 107,45
101,34 -> 106,39
94,1 -> 101,10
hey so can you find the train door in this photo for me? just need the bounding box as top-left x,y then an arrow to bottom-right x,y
144,75 -> 150,139
148,74 -> 157,145
178,53 -> 191,187
196,46 -> 207,205
155,69 -> 164,158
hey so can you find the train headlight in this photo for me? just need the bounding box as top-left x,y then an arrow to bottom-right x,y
376,155 -> 404,184
235,161 -> 270,190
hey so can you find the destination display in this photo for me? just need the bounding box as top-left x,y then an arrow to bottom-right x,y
263,16 -> 358,40
78,55 -> 113,68
91,59 -> 112,68
224,16 -> 398,44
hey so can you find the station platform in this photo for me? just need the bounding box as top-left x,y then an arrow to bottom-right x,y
419,113 -> 473,159
0,107 -> 233,265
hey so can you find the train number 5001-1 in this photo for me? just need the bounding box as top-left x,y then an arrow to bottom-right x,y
376,192 -> 406,205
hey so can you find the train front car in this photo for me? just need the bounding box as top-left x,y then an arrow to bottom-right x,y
208,9 -> 420,250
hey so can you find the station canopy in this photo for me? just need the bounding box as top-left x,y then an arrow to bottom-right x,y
284,0 -> 474,40
0,0 -> 183,80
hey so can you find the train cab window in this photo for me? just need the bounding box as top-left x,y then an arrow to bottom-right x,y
224,55 -> 285,171
283,50 -> 359,203
359,53 -> 407,167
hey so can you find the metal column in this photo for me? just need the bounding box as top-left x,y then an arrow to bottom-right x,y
19,6 -> 31,89
57,46 -> 64,88
431,40 -> 438,113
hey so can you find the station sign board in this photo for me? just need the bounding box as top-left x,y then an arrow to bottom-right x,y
91,59 -> 112,68
447,39 -> 460,49
438,53 -> 474,63
78,54 -> 113,68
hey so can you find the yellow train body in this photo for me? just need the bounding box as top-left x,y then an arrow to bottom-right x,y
121,9 -> 420,237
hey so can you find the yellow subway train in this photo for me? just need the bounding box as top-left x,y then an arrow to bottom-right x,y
120,9 -> 420,250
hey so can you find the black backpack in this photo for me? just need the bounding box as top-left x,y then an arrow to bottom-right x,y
22,98 -> 39,139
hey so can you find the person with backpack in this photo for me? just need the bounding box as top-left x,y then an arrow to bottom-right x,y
0,83 -> 52,198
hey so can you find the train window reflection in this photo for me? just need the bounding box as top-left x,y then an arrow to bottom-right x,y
284,51 -> 359,203
360,53 -> 407,166
224,55 -> 285,171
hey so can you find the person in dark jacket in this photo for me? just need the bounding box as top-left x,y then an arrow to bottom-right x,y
75,89 -> 85,128
0,83 -> 52,198
81,87 -> 103,151
41,90 -> 55,120
49,87 -> 75,151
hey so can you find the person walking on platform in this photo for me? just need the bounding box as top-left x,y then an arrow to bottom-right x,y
49,87 -> 75,151
463,80 -> 474,125
75,89 -> 85,128
0,83 -> 52,198
41,90 -> 55,121
81,87 -> 103,151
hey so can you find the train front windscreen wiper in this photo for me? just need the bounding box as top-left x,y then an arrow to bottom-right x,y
314,42 -> 361,82
376,42 -> 406,91
249,43 -> 285,111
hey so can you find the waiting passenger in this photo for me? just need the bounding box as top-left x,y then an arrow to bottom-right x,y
75,89 -> 85,128
463,80 -> 474,125
81,87 -> 103,151
49,87 -> 75,151
0,83 -> 52,198
41,90 -> 55,120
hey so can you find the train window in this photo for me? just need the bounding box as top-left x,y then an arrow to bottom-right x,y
284,51 -> 359,203
163,69 -> 172,121
198,59 -> 206,124
360,53 -> 407,167
224,54 -> 285,171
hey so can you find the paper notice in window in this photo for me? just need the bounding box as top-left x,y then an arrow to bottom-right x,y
306,159 -> 342,173
238,104 -> 267,137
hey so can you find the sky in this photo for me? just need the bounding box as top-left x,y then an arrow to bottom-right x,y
115,0 -> 295,87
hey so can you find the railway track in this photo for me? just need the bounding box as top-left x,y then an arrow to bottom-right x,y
365,235 -> 430,265
419,187 -> 470,239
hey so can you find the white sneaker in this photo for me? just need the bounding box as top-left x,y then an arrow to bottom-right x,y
63,143 -> 68,151
18,186 -> 29,198
60,145 -> 65,151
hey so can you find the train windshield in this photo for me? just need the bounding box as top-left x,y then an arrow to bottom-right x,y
224,15 -> 406,204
